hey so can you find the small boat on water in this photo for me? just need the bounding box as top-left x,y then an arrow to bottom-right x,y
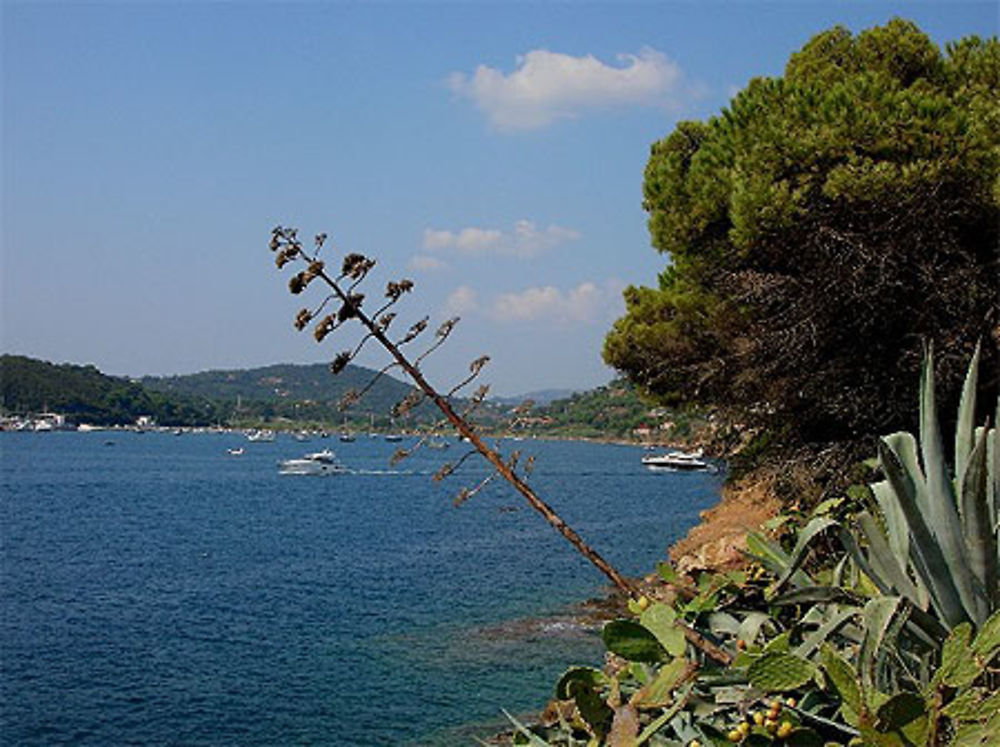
227,447 -> 245,456
247,429 -> 275,442
278,449 -> 348,476
641,448 -> 710,471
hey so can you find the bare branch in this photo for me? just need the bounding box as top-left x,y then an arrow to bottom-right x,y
414,317 -> 460,367
391,388 -> 426,418
447,356 -> 491,398
397,316 -> 429,347
454,471 -> 499,507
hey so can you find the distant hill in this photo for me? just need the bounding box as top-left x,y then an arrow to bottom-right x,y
0,355 -> 220,426
0,356 -> 440,428
491,389 -> 578,407
142,362 -> 411,410
142,362 -> 446,426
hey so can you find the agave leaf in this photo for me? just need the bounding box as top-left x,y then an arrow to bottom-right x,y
960,427 -> 997,610
859,597 -> 904,693
878,440 -> 968,628
856,512 -> 921,604
832,554 -> 850,587
736,611 -> 773,646
837,527 -> 893,596
919,345 -> 987,625
871,480 -> 911,580
774,517 -> 839,591
706,611 -> 740,637
882,432 -> 926,512
954,341 -> 981,493
635,684 -> 691,745
988,417 -> 998,573
746,532 -> 813,588
795,607 -> 859,659
771,586 -> 862,607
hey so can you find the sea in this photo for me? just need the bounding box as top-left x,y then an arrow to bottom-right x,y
0,431 -> 723,745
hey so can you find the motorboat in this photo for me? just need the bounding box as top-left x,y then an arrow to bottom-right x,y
247,429 -> 275,442
641,448 -> 710,471
278,449 -> 348,476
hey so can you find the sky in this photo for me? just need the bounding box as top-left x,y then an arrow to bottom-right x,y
2,1 -> 996,397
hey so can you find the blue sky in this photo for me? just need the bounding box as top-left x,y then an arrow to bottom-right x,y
2,1 -> 995,396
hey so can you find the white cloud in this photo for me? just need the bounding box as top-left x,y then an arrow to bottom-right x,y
490,280 -> 622,323
423,228 -> 456,251
448,47 -> 682,131
422,219 -> 580,258
409,254 -> 448,272
445,285 -> 479,315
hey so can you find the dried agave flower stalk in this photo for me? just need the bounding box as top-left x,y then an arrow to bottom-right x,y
269,226 -> 638,595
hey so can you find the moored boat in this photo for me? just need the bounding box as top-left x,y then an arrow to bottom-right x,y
641,448 -> 710,471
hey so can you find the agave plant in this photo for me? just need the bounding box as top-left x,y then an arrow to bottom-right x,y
869,342 -> 998,632
755,344 -> 998,641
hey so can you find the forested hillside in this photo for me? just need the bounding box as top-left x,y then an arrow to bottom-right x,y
141,362 -> 423,423
531,381 -> 709,441
2,356 -> 465,428
0,356 -> 221,426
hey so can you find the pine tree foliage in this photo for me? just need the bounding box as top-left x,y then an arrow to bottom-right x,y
605,19 -> 999,441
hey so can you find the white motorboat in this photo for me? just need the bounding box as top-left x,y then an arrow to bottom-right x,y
247,429 -> 276,442
278,449 -> 348,476
641,448 -> 710,471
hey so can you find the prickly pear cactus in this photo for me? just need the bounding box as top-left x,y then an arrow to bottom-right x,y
747,651 -> 816,691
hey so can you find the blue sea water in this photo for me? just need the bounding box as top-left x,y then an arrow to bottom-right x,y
0,432 -> 723,745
